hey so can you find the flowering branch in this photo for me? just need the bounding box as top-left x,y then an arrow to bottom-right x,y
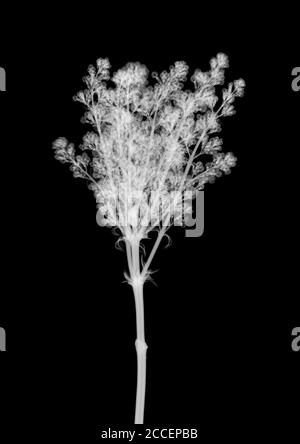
53,53 -> 245,424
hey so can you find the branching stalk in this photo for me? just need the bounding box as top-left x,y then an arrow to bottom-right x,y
52,54 -> 245,424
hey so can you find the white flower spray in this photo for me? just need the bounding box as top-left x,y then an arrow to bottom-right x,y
53,53 -> 245,424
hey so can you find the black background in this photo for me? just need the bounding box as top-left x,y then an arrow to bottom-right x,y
0,10 -> 299,442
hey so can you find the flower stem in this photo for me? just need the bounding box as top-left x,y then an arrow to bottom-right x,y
130,240 -> 148,424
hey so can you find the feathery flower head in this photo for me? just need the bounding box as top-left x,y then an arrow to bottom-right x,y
53,54 -> 245,240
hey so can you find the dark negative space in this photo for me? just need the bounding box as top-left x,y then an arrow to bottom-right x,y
1,25 -> 299,441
